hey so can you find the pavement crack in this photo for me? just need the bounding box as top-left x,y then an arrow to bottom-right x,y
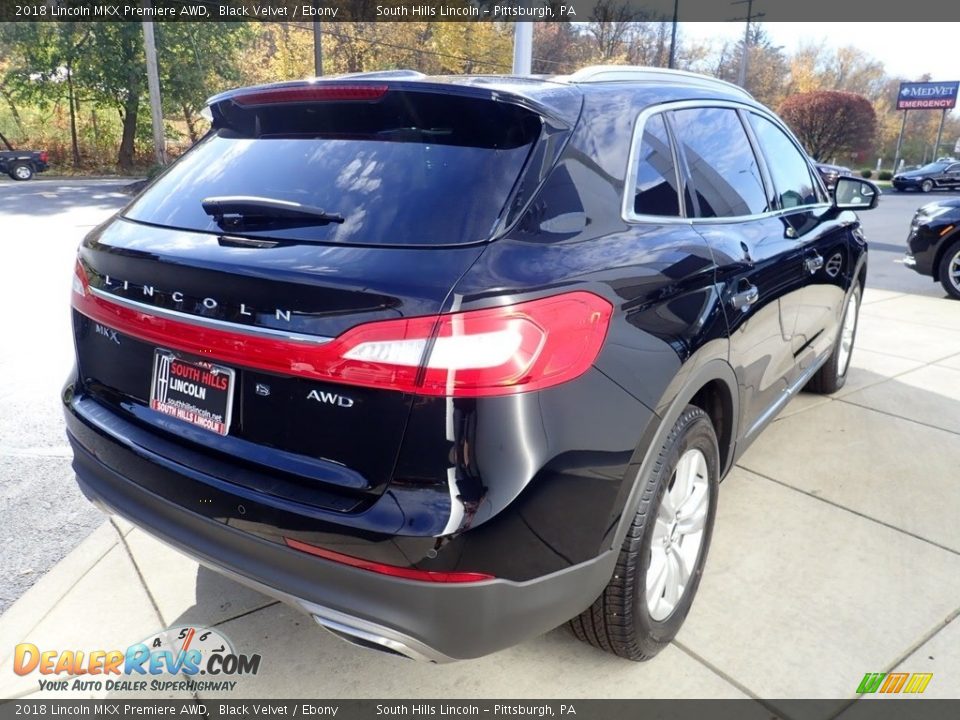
835,396 -> 960,438
671,640 -> 769,706
112,518 -> 166,628
737,465 -> 960,558
211,601 -> 280,627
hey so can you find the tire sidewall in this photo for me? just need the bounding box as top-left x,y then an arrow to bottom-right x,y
939,243 -> 960,300
633,413 -> 719,645
836,284 -> 862,381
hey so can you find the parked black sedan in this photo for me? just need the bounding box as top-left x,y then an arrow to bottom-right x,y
815,163 -> 853,191
893,161 -> 960,193
905,198 -> 960,298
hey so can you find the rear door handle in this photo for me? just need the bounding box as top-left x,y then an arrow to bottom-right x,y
805,253 -> 824,274
730,283 -> 759,312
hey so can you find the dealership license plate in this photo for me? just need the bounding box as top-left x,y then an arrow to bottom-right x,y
149,350 -> 235,436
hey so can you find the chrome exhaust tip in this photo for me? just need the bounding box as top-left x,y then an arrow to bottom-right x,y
307,606 -> 453,663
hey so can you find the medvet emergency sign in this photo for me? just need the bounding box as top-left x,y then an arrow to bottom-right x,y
897,82 -> 959,110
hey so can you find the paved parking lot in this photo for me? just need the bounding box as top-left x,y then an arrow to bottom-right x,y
1,179 -> 959,707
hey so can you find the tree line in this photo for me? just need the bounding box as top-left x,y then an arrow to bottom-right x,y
0,19 -> 955,173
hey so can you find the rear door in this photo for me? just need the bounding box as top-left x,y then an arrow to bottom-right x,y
944,163 -> 960,188
669,105 -> 808,439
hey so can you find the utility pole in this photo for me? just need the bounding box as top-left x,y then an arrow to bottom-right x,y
313,22 -> 323,76
312,0 -> 323,76
732,0 -> 761,90
934,107 -> 947,159
668,0 -> 679,69
141,14 -> 166,166
893,110 -> 908,173
513,22 -> 533,75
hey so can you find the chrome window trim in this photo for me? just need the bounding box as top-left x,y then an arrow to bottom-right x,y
622,99 -> 831,226
88,287 -> 333,345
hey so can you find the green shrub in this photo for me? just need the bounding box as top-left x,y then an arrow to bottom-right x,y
878,170 -> 893,181
860,169 -> 872,178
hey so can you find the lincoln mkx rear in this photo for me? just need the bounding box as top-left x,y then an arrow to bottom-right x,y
64,67 -> 872,662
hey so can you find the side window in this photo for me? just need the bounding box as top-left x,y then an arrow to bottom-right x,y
631,113 -> 681,217
670,107 -> 768,218
748,113 -> 821,210
947,164 -> 960,174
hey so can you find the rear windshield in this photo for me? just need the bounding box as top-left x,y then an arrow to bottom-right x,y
124,91 -> 542,246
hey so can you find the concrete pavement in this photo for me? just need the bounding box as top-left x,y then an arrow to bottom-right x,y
1,289 -> 959,709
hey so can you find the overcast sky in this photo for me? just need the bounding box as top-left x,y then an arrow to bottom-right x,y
681,22 -> 958,81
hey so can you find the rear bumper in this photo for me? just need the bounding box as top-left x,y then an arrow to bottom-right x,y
65,393 -> 617,661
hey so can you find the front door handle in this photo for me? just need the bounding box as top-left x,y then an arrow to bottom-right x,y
730,283 -> 759,312
805,253 -> 824,274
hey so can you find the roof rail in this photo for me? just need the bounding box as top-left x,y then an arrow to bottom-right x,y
331,69 -> 427,80
562,65 -> 753,99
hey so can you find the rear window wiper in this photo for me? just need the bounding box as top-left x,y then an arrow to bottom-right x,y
201,196 -> 345,229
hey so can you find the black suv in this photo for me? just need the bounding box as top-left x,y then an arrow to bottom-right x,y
0,131 -> 48,180
64,67 -> 877,662
892,160 -> 960,192
904,198 -> 960,298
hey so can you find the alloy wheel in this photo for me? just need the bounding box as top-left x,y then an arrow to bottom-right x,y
646,448 -> 710,622
837,291 -> 859,376
14,165 -> 31,180
949,250 -> 960,294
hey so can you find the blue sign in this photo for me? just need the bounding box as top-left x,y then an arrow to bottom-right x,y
897,82 -> 959,110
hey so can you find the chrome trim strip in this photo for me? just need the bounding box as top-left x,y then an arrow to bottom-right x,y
88,287 -> 333,345
743,351 -> 830,441
622,99 -> 832,226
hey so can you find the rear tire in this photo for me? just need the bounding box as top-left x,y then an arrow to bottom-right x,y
569,405 -> 719,661
10,163 -> 33,181
938,241 -> 960,300
807,284 -> 861,394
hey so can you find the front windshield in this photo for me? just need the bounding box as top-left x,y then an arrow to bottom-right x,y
917,162 -> 948,173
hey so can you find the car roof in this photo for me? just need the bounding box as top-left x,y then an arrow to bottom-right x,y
207,66 -> 756,131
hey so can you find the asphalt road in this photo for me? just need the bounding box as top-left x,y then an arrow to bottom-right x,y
0,178 -> 134,613
0,177 -> 955,614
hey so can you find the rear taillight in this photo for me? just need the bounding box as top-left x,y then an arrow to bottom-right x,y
336,292 -> 612,396
231,84 -> 388,106
39,151 -> 49,163
71,263 -> 612,397
283,538 -> 493,583
72,259 -> 88,298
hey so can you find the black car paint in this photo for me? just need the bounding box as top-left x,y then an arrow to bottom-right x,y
893,161 -> 960,192
905,197 -> 960,276
0,132 -> 48,178
815,163 -> 852,190
64,75 -> 868,659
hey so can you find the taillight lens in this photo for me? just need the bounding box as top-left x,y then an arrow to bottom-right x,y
71,269 -> 612,398
39,151 -> 49,163
283,538 -> 493,583
72,259 -> 88,297
231,84 -> 388,106
336,292 -> 612,397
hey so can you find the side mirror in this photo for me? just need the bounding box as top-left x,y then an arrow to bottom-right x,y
834,176 -> 880,211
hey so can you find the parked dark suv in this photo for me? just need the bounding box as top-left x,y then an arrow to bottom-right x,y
904,198 -> 960,298
64,67 -> 877,662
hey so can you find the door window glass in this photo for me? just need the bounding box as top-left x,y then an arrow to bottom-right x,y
748,113 -> 820,210
670,107 -> 768,218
